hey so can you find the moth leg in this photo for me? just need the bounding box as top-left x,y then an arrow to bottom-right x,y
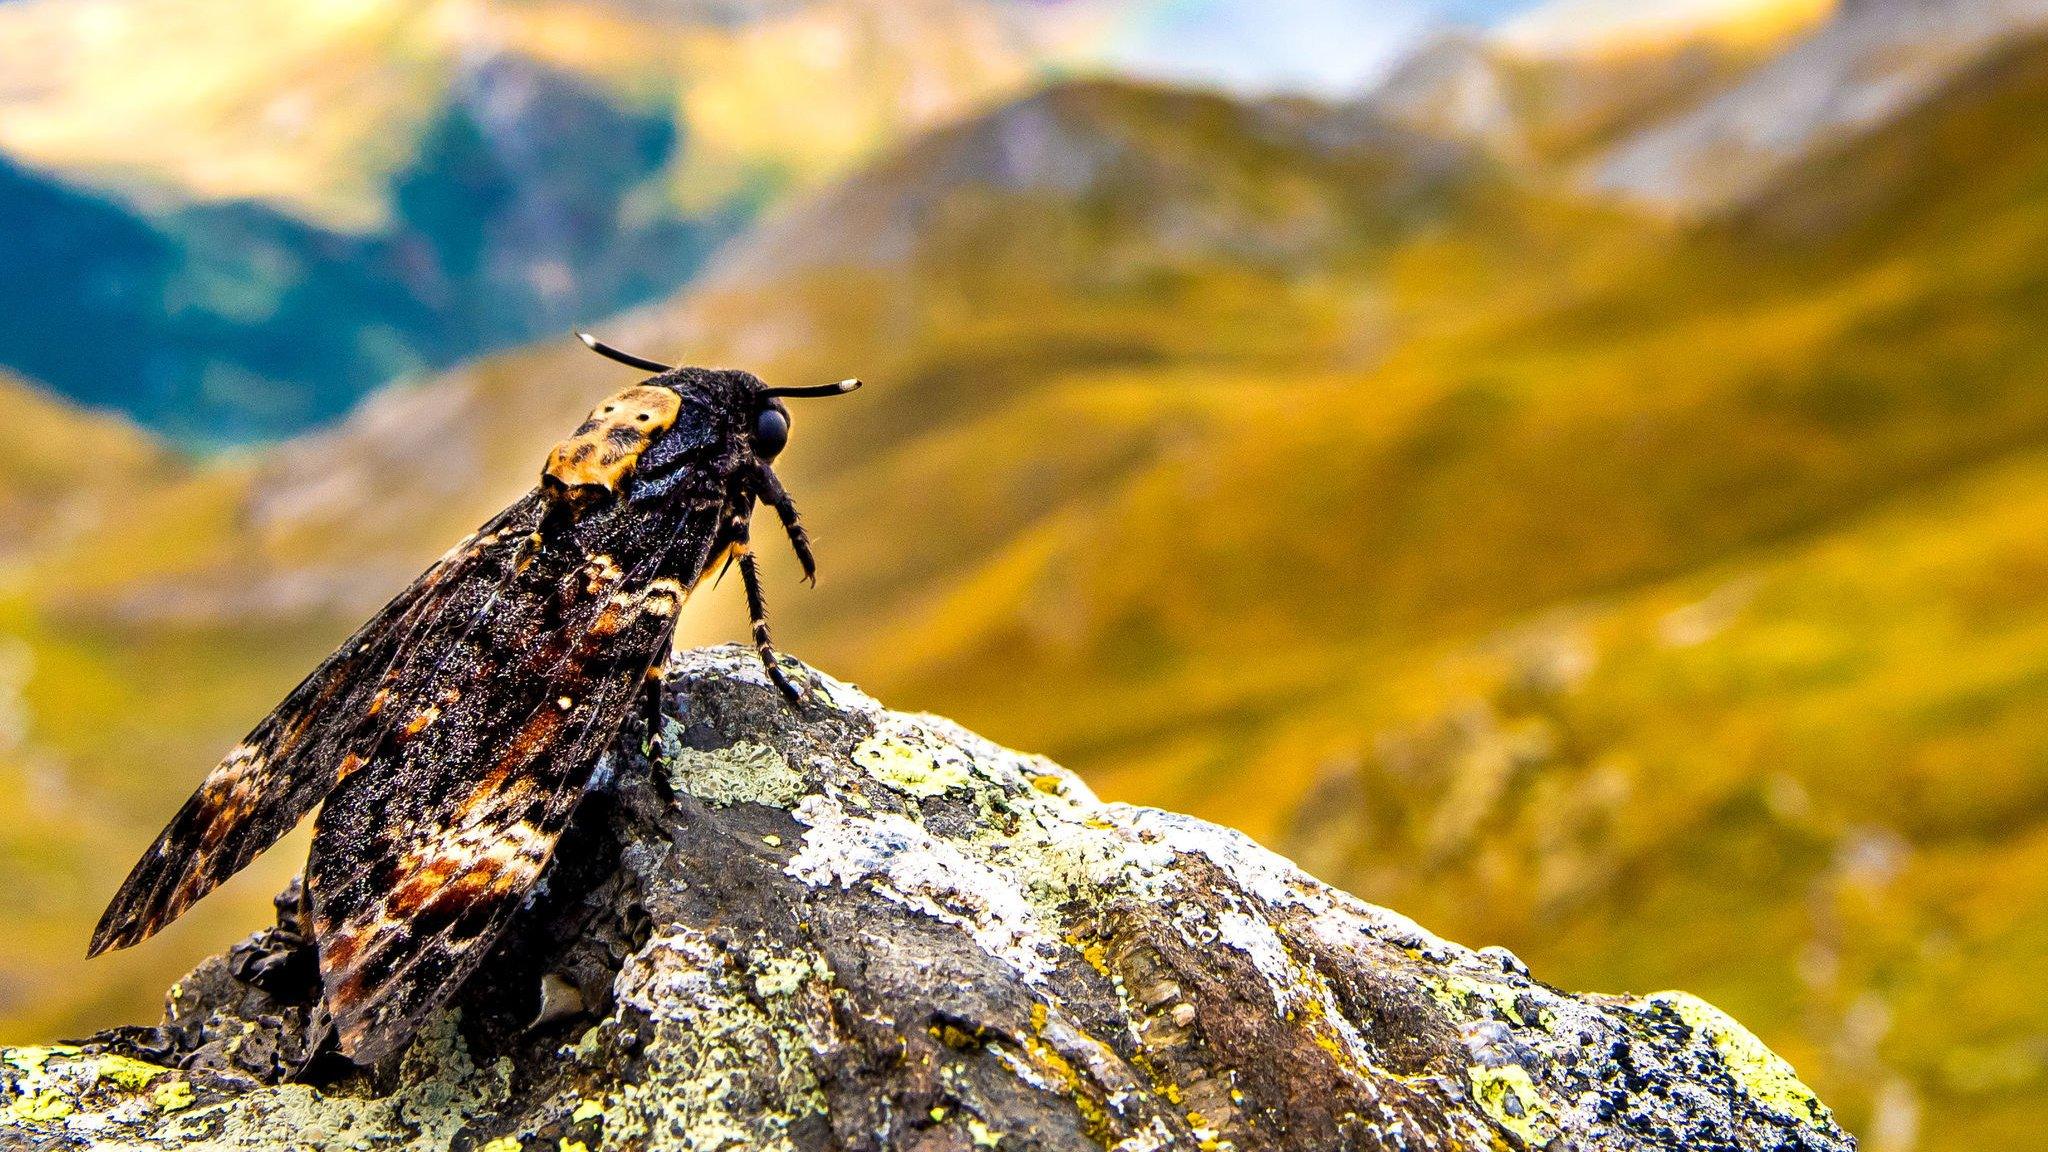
736,535 -> 801,703
755,465 -> 816,586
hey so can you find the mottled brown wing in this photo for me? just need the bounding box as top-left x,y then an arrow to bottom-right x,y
308,499 -> 718,1063
89,496 -> 548,957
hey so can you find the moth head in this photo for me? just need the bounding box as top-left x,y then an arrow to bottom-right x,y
747,375 -> 860,460
564,331 -> 860,480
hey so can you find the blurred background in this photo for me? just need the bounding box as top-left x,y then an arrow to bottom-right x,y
1,0 -> 2044,1145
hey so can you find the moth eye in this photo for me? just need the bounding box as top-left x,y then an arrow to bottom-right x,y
753,407 -> 790,458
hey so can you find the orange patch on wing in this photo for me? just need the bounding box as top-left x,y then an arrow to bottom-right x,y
505,708 -> 566,768
390,857 -> 464,916
456,773 -> 537,819
323,928 -> 362,970
589,601 -> 627,637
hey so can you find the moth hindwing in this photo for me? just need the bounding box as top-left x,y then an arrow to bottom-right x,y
91,342 -> 860,1063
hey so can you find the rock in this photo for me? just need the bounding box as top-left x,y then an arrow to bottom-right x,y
0,645 -> 1855,1151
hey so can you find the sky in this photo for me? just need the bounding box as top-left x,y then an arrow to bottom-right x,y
1098,0 -> 1546,95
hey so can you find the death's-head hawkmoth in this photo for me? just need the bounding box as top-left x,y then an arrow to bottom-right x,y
89,335 -> 860,1064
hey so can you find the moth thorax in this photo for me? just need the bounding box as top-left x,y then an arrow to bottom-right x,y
543,385 -> 683,494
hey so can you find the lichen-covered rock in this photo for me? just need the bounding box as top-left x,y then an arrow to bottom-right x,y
0,646 -> 1856,1151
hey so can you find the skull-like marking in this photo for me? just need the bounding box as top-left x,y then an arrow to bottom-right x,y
543,385 -> 683,493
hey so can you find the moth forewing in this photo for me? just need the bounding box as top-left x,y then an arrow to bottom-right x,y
90,340 -> 858,1065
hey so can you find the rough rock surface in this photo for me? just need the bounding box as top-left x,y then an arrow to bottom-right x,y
0,646 -> 1856,1151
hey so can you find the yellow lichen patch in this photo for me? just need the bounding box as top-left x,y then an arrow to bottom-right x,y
1013,1006 -> 1119,1145
853,734 -> 970,797
3,1045 -> 78,1075
560,1139 -> 589,1152
1467,1064 -> 1557,1147
151,1077 -> 195,1111
1065,935 -> 1113,979
402,705 -> 440,736
570,1097 -> 606,1123
967,1114 -> 1002,1147
9,1089 -> 73,1121
479,1137 -> 524,1152
94,1052 -> 172,1089
1646,991 -> 1827,1122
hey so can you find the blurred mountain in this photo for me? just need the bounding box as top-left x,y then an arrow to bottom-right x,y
1364,0 -> 1837,178
1583,0 -> 2048,209
0,0 -> 1081,442
0,0 -> 1074,229
8,20 -> 2048,1152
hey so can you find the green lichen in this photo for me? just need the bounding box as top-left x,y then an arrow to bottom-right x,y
663,736 -> 809,809
853,733 -> 970,797
1467,1064 -> 1556,1147
1646,991 -> 1827,1123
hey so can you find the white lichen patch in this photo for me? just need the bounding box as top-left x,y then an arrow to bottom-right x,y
786,796 -> 1059,982
1213,905 -> 1304,1014
1643,991 -> 1827,1122
662,733 -> 809,809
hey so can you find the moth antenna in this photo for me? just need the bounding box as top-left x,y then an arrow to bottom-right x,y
762,379 -> 861,399
576,331 -> 674,374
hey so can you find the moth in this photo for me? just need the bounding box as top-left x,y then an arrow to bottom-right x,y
89,334 -> 859,1064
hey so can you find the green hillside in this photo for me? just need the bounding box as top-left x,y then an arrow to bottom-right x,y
6,33 -> 2048,1150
